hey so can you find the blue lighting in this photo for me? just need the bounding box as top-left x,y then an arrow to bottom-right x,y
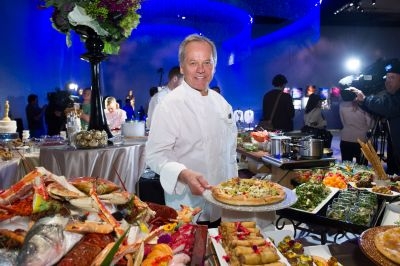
1,0 -> 323,128
252,4 -> 320,48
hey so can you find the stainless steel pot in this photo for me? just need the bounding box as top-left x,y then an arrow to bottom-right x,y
270,136 -> 291,158
298,138 -> 324,159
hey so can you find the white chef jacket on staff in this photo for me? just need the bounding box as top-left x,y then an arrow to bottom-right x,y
146,80 -> 238,222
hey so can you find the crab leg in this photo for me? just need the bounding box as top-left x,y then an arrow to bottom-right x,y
110,225 -> 165,265
89,184 -> 125,237
0,168 -> 46,204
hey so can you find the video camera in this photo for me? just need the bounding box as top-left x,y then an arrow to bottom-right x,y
339,58 -> 399,96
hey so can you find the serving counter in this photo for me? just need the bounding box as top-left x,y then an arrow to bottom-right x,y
237,146 -> 336,188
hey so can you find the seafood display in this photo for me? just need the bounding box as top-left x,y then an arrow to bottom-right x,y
0,167 -> 204,265
16,215 -> 82,266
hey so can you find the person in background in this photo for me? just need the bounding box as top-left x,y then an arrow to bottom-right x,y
104,96 -> 127,132
145,86 -> 159,129
146,34 -> 237,227
137,106 -> 146,121
116,99 -> 123,110
79,88 -> 91,130
25,94 -> 46,138
339,89 -> 374,164
122,98 -> 136,121
350,60 -> 400,175
303,93 -> 333,148
211,86 -> 221,94
260,74 -> 295,132
306,84 -> 317,97
147,66 -> 183,129
304,93 -> 327,129
126,89 -> 135,103
149,86 -> 158,98
45,92 -> 66,136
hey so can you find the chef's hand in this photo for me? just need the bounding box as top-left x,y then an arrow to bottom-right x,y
347,87 -> 366,102
178,169 -> 211,195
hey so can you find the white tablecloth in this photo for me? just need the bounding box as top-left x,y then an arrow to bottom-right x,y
0,153 -> 40,189
39,144 -> 146,193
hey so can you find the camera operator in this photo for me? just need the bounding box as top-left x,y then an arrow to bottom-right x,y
349,61 -> 400,175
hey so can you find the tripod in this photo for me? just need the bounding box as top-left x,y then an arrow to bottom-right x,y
363,116 -> 388,164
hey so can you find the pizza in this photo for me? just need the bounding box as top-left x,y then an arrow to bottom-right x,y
211,177 -> 286,206
374,226 -> 400,264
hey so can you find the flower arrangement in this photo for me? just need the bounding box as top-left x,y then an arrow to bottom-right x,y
42,0 -> 141,55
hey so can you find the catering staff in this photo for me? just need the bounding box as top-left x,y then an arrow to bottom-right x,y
147,66 -> 183,129
146,34 -> 238,226
350,60 -> 400,174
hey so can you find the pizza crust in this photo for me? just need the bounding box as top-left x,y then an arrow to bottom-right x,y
211,177 -> 286,206
374,227 -> 400,265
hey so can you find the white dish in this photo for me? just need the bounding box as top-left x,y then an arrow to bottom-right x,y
381,202 -> 400,226
208,228 -> 289,266
289,187 -> 339,214
348,182 -> 400,197
202,187 -> 297,212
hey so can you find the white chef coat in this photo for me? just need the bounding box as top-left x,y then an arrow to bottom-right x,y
147,86 -> 172,129
146,80 -> 238,222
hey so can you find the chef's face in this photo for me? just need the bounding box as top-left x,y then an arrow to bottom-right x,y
385,72 -> 400,95
180,41 -> 215,95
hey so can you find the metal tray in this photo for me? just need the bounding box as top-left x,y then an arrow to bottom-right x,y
276,191 -> 387,236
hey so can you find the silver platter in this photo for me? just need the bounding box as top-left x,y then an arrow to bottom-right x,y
203,187 -> 297,212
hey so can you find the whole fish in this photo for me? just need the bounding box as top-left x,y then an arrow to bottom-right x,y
0,249 -> 18,266
16,215 -> 82,266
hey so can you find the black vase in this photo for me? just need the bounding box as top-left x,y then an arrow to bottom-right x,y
77,26 -> 113,138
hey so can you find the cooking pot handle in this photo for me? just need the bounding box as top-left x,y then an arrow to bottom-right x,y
289,142 -> 310,150
300,135 -> 313,141
287,143 -> 302,148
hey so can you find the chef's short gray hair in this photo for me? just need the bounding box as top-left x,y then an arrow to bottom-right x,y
178,34 -> 217,67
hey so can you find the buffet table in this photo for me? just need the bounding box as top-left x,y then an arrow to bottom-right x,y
0,152 -> 39,189
237,147 -> 336,188
236,147 -> 270,176
39,143 -> 146,193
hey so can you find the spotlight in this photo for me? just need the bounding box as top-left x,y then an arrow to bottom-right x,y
372,0 -> 376,5
345,57 -> 361,73
68,82 -> 78,91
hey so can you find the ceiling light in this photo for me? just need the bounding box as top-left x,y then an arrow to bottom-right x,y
345,58 -> 361,73
372,0 -> 376,5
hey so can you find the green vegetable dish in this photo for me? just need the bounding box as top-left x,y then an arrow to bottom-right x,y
291,182 -> 331,212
